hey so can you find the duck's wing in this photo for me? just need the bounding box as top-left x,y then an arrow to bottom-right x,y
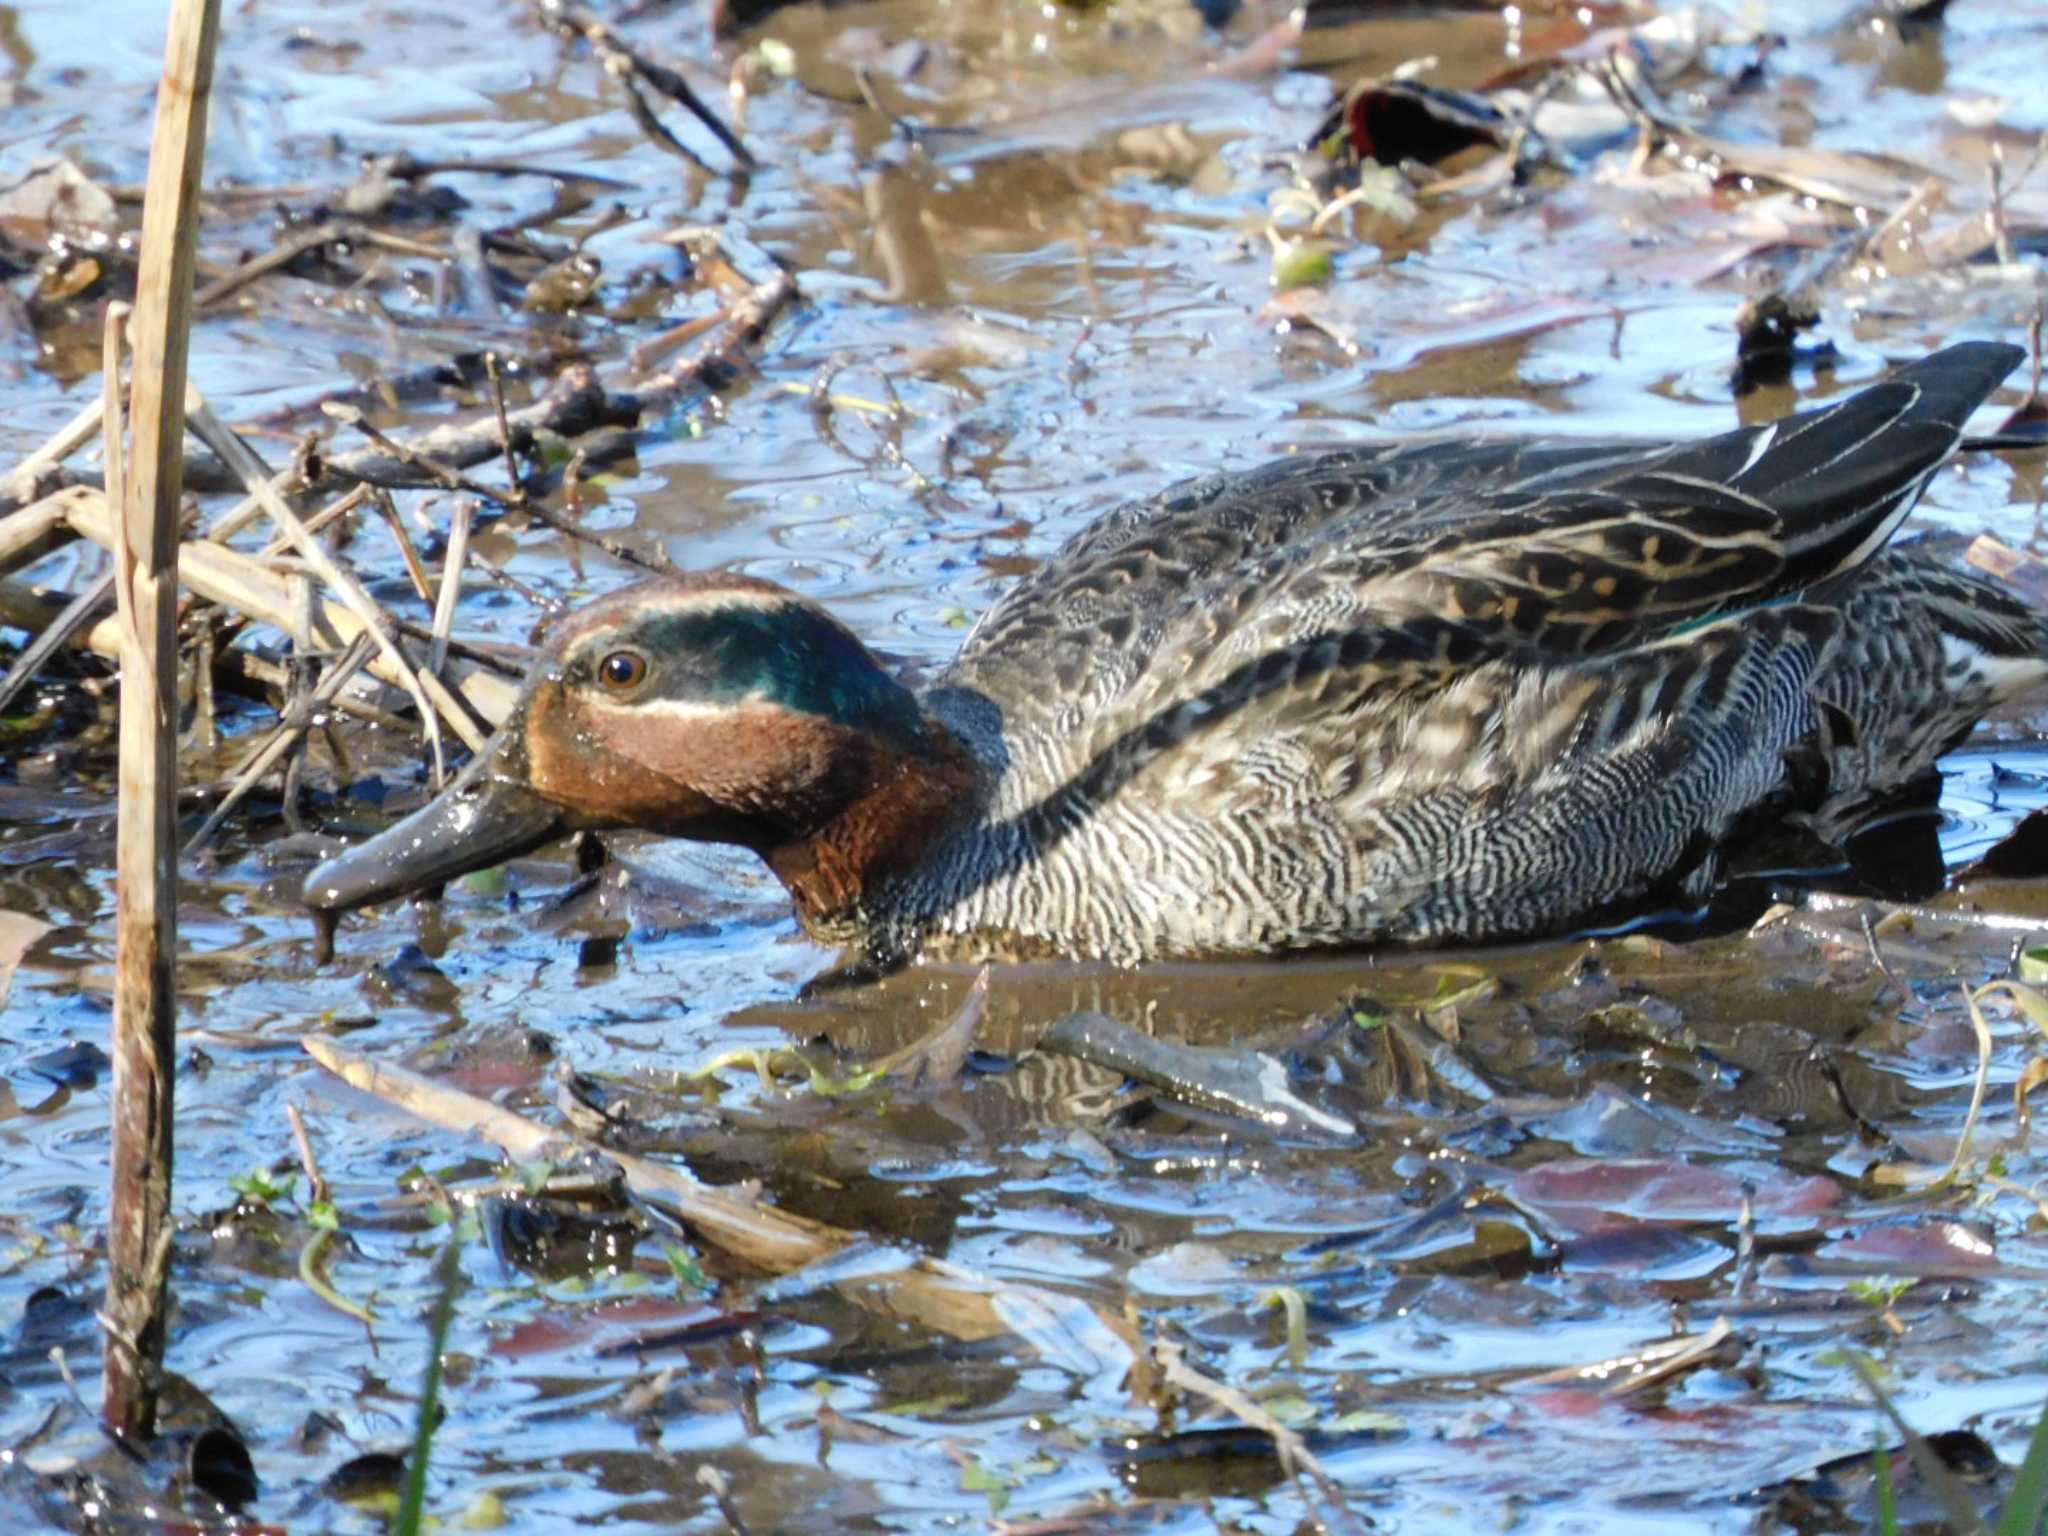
949,342 -> 2023,727
1365,339 -> 2026,657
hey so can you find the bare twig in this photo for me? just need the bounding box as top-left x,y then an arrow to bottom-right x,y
324,399 -> 510,502
286,1102 -> 328,1206
1990,146 -> 2018,268
483,352 -> 522,499
256,482 -> 370,559
1522,1317 -> 1740,1400
327,396 -> 674,575
183,632 -> 377,855
1860,907 -> 1907,1004
543,1 -> 757,171
1152,1338 -> 1362,1532
371,490 -> 435,604
626,264 -> 797,396
1732,1183 -> 1756,1303
614,65 -> 713,171
194,220 -> 363,310
310,263 -> 796,494
627,303 -> 728,372
0,567 -> 115,718
2,397 -> 107,509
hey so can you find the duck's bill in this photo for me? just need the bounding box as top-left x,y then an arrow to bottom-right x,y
301,738 -> 568,914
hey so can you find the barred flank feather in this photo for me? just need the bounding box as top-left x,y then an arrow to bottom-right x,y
895,343 -> 2045,961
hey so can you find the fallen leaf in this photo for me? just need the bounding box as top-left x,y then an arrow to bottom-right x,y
0,908 -> 50,1010
1816,1220 -> 1999,1275
1505,1157 -> 1838,1236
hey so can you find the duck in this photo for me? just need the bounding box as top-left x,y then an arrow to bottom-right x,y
303,341 -> 2047,968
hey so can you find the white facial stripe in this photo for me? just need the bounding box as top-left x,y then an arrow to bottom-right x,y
588,695 -> 755,722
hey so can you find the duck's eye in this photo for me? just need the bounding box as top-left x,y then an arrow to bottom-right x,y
597,650 -> 648,691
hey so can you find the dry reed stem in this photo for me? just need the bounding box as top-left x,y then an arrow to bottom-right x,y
429,498 -> 474,679
56,485 -> 522,728
0,494 -> 75,577
371,490 -> 435,603
104,0 -> 222,1443
185,395 -> 470,766
3,397 -> 107,506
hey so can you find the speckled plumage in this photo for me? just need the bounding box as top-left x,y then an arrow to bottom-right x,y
305,342 -> 2047,967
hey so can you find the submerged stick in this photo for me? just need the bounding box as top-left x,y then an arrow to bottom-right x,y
192,218 -> 362,310
105,0 -> 221,1444
302,1034 -> 1137,1375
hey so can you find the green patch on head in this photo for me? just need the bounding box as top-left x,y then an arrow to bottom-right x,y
602,602 -> 925,742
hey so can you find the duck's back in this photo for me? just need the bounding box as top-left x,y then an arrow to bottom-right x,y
913,345 -> 2045,959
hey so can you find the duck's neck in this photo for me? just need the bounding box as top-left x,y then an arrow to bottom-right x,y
761,714 -> 984,947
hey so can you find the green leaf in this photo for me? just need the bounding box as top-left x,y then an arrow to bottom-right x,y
1995,1396 -> 2048,1536
397,1239 -> 464,1536
662,1245 -> 708,1293
1271,240 -> 1334,290
461,864 -> 511,898
1849,1275 -> 1913,1310
230,1168 -> 296,1206
1875,1437 -> 1899,1536
959,1457 -> 1014,1513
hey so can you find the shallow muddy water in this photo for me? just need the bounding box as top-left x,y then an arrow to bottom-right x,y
5,0 -> 2048,1530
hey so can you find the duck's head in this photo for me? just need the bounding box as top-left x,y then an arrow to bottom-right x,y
302,573 -> 978,932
